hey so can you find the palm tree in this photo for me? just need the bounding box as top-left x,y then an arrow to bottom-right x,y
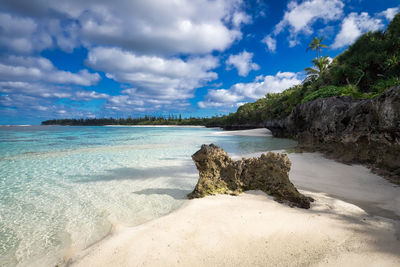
304,56 -> 330,82
307,37 -> 328,59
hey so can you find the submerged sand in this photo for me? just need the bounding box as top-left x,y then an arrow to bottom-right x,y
70,129 -> 400,267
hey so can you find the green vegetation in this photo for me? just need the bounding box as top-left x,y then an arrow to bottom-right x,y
307,36 -> 328,59
304,56 -> 330,83
301,85 -> 359,103
42,115 -> 210,126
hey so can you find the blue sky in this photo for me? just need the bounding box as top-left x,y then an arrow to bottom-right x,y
0,0 -> 398,125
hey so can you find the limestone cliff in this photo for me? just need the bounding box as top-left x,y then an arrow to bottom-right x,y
188,144 -> 312,209
266,86 -> 400,182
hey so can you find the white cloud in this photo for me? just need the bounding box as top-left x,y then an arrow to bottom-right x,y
0,0 -> 253,119
379,7 -> 399,20
0,55 -> 104,114
86,46 -> 218,111
231,11 -> 252,28
1,0 -> 248,55
0,92 -> 105,120
87,47 -> 218,98
73,91 -> 109,101
272,0 -> 344,47
226,51 -> 259,76
46,19 -> 81,53
0,56 -> 100,86
262,35 -> 276,53
0,12 -> 52,53
0,81 -> 70,99
0,81 -> 109,102
332,12 -> 384,49
199,71 -> 301,108
199,89 -> 244,108
234,72 -> 302,98
275,0 -> 344,35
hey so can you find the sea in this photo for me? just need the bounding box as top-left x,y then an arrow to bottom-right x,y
0,125 -> 296,266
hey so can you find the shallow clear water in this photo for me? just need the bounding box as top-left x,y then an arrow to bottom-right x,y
0,126 -> 296,266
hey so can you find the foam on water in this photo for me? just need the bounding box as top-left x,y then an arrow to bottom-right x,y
0,126 -> 296,266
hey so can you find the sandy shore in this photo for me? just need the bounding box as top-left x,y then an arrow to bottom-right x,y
214,128 -> 272,136
71,192 -> 400,267
104,125 -> 206,128
70,129 -> 400,266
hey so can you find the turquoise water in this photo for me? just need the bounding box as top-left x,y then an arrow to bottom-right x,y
0,126 -> 296,266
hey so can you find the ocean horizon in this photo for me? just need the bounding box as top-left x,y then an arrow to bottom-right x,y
0,126 -> 296,266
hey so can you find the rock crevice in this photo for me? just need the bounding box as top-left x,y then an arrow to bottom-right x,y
188,144 -> 312,209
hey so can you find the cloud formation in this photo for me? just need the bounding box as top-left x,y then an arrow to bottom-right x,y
273,0 -> 344,47
332,12 -> 384,48
0,0 -> 248,55
199,72 -> 301,108
0,12 -> 52,53
87,46 -> 218,100
0,53 -> 104,119
85,46 -> 221,112
262,35 -> 277,53
226,51 -> 259,76
0,55 -> 100,88
0,0 -> 252,119
379,7 -> 399,21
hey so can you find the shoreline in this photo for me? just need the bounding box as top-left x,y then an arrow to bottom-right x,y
213,128 -> 272,137
104,125 -> 206,128
69,129 -> 400,266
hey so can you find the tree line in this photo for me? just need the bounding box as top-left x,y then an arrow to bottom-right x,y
42,115 -> 221,126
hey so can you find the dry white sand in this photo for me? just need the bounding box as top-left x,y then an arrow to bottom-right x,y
70,129 -> 400,266
104,125 -> 205,128
71,191 -> 400,267
213,128 -> 272,136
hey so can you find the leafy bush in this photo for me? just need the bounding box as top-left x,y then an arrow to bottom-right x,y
371,77 -> 400,93
301,85 -> 362,103
302,86 -> 342,103
319,13 -> 400,92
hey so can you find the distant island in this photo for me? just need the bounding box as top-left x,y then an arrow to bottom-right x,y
42,115 -> 212,126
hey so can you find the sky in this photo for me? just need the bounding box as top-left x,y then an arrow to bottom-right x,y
0,0 -> 399,125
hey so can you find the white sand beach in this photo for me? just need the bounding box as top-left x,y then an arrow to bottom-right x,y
70,129 -> 400,267
104,125 -> 206,128
214,128 -> 273,136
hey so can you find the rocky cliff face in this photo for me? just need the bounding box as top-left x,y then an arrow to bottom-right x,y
188,144 -> 312,209
266,86 -> 400,181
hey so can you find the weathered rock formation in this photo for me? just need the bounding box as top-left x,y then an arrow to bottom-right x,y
188,144 -> 312,209
266,86 -> 400,182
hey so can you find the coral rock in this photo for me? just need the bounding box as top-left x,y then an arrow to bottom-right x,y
188,144 -> 312,209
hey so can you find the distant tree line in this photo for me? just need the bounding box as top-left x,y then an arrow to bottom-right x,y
41,114 -> 225,127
